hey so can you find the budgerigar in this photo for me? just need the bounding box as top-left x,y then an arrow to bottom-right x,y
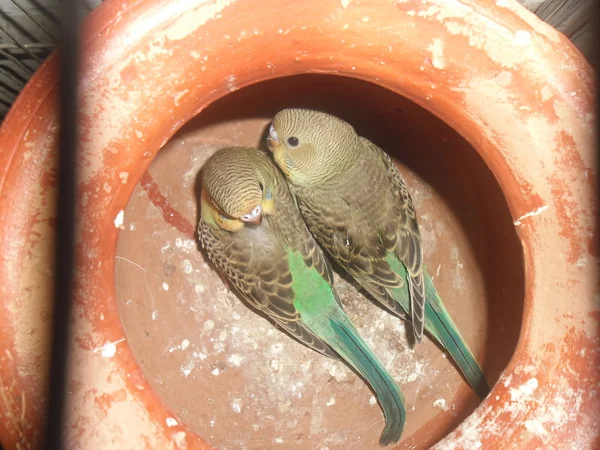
198,146 -> 406,445
266,110 -> 490,398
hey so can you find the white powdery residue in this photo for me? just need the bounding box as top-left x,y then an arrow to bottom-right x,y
525,419 -> 548,436
433,398 -> 450,411
231,398 -> 242,413
162,282 -> 170,291
327,361 -> 348,381
513,30 -> 532,46
226,74 -> 237,92
175,237 -> 196,253
369,395 -> 377,405
540,85 -> 553,102
228,354 -> 244,367
405,361 -> 426,383
173,89 -> 189,106
180,359 -> 195,377
213,342 -> 225,353
503,374 -> 513,387
525,387 -> 586,436
576,257 -> 588,267
164,0 -> 235,41
232,312 -> 241,320
326,397 -> 336,407
514,205 -> 548,226
510,378 -> 539,401
172,431 -> 187,450
119,172 -> 129,183
129,223 -> 136,231
340,0 -> 350,8
181,339 -> 190,350
211,368 -> 220,376
193,351 -> 207,361
271,343 -> 284,354
195,284 -> 206,294
428,38 -> 445,69
166,417 -> 178,427
496,0 -> 509,6
182,259 -> 193,274
114,210 -> 125,228
152,310 -> 159,321
270,359 -> 280,372
94,338 -> 126,358
274,438 -> 284,444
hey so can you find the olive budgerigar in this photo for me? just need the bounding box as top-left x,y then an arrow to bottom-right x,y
198,146 -> 406,445
267,110 -> 490,398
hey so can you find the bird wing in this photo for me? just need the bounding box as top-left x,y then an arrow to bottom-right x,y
199,219 -> 340,359
362,138 -> 426,341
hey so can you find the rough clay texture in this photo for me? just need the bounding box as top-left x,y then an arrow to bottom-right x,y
114,94 -> 504,449
0,0 -> 597,449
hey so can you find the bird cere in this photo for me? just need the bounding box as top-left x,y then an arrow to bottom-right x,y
197,110 -> 490,446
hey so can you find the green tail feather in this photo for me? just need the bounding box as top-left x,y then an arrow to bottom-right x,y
385,254 -> 490,398
330,318 -> 406,446
288,251 -> 405,444
422,269 -> 490,398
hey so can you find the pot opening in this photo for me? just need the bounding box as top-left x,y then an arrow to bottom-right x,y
115,74 -> 524,449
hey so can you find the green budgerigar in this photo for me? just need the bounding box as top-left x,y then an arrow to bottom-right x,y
198,147 -> 406,445
267,109 -> 490,398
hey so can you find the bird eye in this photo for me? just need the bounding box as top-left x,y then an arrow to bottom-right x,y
287,136 -> 299,147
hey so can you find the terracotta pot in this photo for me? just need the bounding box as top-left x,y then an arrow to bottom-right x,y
0,0 -> 597,449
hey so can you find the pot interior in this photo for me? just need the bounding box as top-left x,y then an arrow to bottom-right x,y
115,74 -> 524,449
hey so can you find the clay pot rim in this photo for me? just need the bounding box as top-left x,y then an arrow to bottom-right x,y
0,0 -> 597,448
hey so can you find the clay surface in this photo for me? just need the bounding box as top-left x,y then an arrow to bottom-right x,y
0,0 -> 597,449
115,76 -> 523,449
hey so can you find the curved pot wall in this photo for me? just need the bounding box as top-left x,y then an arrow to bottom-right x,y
0,0 -> 597,449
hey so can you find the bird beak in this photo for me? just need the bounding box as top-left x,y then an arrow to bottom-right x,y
267,124 -> 280,151
247,214 -> 262,225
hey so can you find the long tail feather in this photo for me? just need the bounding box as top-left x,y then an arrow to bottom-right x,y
330,318 -> 406,446
423,268 -> 490,398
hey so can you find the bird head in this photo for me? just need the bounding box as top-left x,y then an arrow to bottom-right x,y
267,108 -> 361,186
201,147 -> 274,231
